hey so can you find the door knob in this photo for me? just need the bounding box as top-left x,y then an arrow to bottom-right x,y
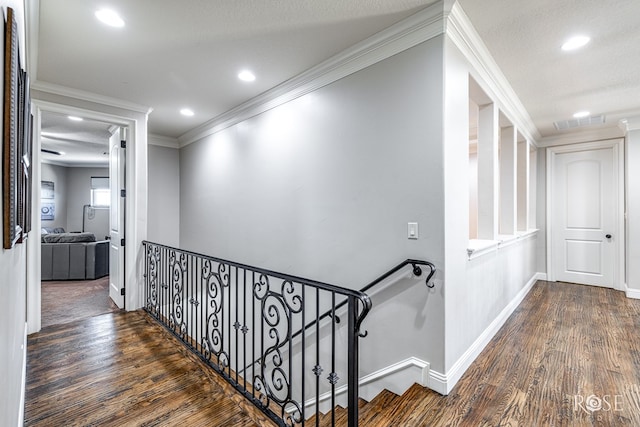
605,234 -> 612,239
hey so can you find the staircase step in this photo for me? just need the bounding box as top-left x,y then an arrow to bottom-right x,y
340,398 -> 371,426
308,384 -> 439,426
358,389 -> 400,425
367,383 -> 442,426
333,405 -> 349,427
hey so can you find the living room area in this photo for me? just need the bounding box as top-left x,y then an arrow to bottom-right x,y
39,111 -> 119,328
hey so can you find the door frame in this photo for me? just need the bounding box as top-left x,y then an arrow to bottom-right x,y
546,138 -> 625,290
28,97 -> 148,333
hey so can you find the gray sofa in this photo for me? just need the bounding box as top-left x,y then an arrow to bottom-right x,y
41,230 -> 109,281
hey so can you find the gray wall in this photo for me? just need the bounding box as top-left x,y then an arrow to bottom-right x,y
66,167 -> 109,235
40,164 -> 109,237
41,163 -> 68,231
180,38 -> 446,371
148,145 -> 180,246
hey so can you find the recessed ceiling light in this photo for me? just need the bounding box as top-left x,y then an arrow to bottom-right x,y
561,35 -> 590,51
180,108 -> 195,117
68,116 -> 83,121
573,111 -> 590,118
95,9 -> 125,28
238,70 -> 256,82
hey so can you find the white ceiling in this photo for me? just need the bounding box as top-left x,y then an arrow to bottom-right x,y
35,0 -> 640,164
458,0 -> 640,138
40,112 -> 112,167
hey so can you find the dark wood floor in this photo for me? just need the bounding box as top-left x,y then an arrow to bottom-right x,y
41,276 -> 120,328
352,281 -> 640,426
25,311 -> 275,427
25,281 -> 640,426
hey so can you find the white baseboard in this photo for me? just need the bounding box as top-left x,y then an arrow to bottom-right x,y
18,322 -> 27,427
625,284 -> 640,299
302,272 -> 543,413
304,356 -> 431,414
435,272 -> 539,395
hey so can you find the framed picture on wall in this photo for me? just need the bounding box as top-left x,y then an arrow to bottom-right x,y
41,180 -> 54,199
41,203 -> 55,221
2,7 -> 21,249
41,181 -> 55,220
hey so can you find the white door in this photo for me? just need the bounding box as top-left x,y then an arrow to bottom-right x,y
549,143 -> 619,288
109,127 -> 126,308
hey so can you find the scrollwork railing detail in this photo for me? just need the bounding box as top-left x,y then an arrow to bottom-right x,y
142,241 -> 376,427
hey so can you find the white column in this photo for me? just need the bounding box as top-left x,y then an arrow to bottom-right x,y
517,137 -> 529,232
477,103 -> 498,239
499,126 -> 517,235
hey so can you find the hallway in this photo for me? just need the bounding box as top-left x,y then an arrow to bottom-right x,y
25,281 -> 640,426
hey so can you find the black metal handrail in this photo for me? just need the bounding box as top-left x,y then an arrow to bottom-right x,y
289,259 -> 436,342
142,241 -> 372,427
361,259 -> 436,293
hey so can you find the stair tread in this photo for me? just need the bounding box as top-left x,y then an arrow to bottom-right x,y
358,389 -> 401,425
333,405 -> 350,427
368,383 -> 443,426
308,383 -> 439,427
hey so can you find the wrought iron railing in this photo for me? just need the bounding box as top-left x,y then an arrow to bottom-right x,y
142,241 -> 436,426
142,241 -> 372,426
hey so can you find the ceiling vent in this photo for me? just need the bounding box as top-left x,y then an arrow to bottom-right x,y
41,148 -> 63,156
553,114 -> 606,131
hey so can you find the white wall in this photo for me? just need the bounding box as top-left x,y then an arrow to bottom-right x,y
468,151 -> 478,239
626,128 -> 640,292
0,1 -> 29,425
442,35 -> 539,389
536,148 -> 547,274
40,163 -> 68,231
148,145 -> 180,246
180,38 -> 446,373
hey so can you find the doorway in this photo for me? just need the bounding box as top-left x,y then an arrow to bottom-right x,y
547,139 -> 624,289
37,108 -> 127,327
26,97 -> 147,334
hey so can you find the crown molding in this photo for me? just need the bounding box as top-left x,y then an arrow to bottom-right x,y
108,125 -> 120,136
178,0 -> 542,149
178,1 -> 449,147
149,134 -> 180,148
31,80 -> 153,115
619,116 -> 640,132
538,126 -> 624,148
445,2 -> 540,145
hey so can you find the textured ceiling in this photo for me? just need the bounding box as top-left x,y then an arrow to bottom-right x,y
36,0 -> 435,138
458,0 -> 640,137
36,0 -> 640,164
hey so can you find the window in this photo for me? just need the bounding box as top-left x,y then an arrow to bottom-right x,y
91,177 -> 110,207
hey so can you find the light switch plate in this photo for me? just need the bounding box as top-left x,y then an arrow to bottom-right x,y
408,222 -> 418,239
